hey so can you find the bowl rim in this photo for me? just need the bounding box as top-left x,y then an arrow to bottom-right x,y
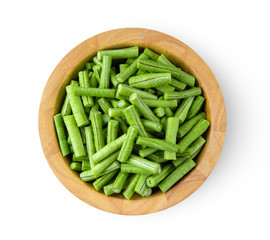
38,28 -> 226,215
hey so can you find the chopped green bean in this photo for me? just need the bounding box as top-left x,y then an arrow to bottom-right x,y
70,162 -> 82,172
174,97 -> 194,124
127,154 -> 161,175
177,136 -> 206,156
107,119 -> 119,144
93,170 -> 119,191
115,53 -> 149,83
119,63 -> 129,73
129,93 -> 160,123
159,158 -> 196,192
93,64 -> 101,83
61,95 -> 71,117
164,87 -> 201,100
126,58 -> 136,65
154,107 -> 165,118
129,73 -> 172,89
92,134 -> 127,163
91,111 -> 105,151
117,100 -> 130,108
93,56 -> 102,66
136,136 -> 179,152
100,55 -> 112,89
108,107 -> 125,118
118,126 -> 138,162
63,115 -> 85,157
139,147 -> 158,158
137,59 -> 181,78
147,163 -> 175,187
112,171 -> 129,193
143,48 -> 159,61
66,85 -> 89,127
123,174 -> 140,199
123,105 -> 148,137
178,119 -> 210,153
134,174 -> 149,197
177,71 -> 195,87
141,119 -> 162,132
84,126 -> 96,169
98,97 -> 112,115
82,160 -> 91,171
121,164 -> 154,175
142,99 -> 177,108
75,87 -> 115,98
53,114 -> 70,156
164,117 -> 180,160
78,70 -> 94,107
186,96 -> 205,120
97,46 -> 139,60
118,84 -> 158,100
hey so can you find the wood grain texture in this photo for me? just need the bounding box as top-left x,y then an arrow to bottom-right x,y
38,28 -> 226,215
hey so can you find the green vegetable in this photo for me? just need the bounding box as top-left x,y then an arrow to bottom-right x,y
54,46 -> 210,199
159,158 -> 196,192
53,114 -> 70,156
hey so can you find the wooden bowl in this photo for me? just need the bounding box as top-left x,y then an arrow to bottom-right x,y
39,28 -> 226,215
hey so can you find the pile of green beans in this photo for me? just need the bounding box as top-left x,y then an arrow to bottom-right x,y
53,46 -> 210,199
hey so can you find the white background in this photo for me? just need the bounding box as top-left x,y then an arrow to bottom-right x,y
1,0 -> 269,239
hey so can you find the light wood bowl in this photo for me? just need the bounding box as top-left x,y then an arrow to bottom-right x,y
39,28 -> 226,215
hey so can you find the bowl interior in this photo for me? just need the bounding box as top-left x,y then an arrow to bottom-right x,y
40,28 -> 225,214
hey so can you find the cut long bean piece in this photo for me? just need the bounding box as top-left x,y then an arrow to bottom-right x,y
84,126 -> 95,169
93,56 -> 102,66
158,158 -> 196,192
110,67 -> 119,87
129,94 -> 160,123
147,163 -> 175,187
61,95 -> 71,116
174,97 -> 194,124
115,53 -> 149,83
137,59 -> 181,78
112,171 -> 129,193
186,96 -> 205,120
107,119 -> 119,144
139,147 -> 158,158
110,99 -> 119,108
123,174 -> 140,200
116,117 -> 128,134
121,164 -> 154,175
118,84 -> 158,100
63,115 -> 85,157
126,58 -> 136,65
143,48 -> 159,61
117,100 -> 130,108
127,154 -> 161,175
93,64 -> 101,83
177,71 -> 195,87
169,78 -> 186,91
66,85 -> 89,127
80,170 -> 96,182
123,174 -> 140,199
93,170 -> 119,191
70,162 -> 82,172
82,160 -> 91,171
123,105 -> 148,137
178,112 -> 206,138
91,111 -> 105,152
119,63 -> 129,73
178,119 -> 210,153
172,156 -> 189,168
97,46 -> 139,60
129,73 -> 171,89
103,183 -> 115,196
141,119 -> 162,132
135,174 -> 148,197
78,70 -> 94,107
177,136 -> 206,156
142,99 -> 177,108
157,54 -> 177,68
108,107 -> 125,118
89,71 -> 98,88
154,107 -> 165,118
92,150 -> 120,177
164,87 -> 201,100
154,84 -> 175,93
53,114 -> 70,156
136,137 -> 179,152
75,87 -> 115,98
100,55 -> 112,89
98,97 -> 112,115
92,134 -> 127,163
118,126 -> 138,163
164,117 -> 180,160
89,102 -> 100,120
